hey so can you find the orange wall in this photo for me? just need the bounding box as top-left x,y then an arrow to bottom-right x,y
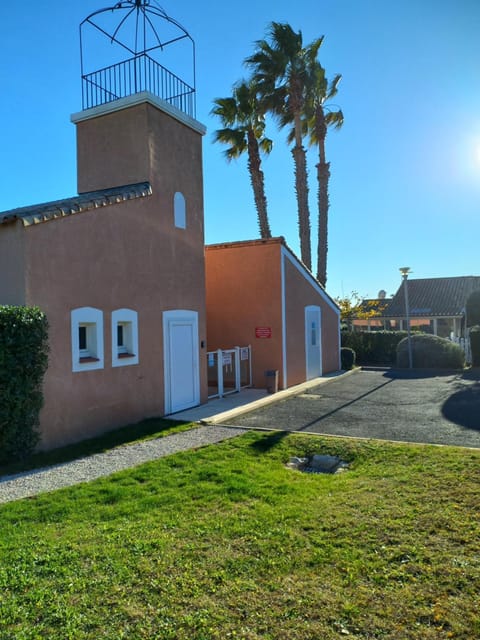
283,252 -> 340,385
206,241 -> 284,389
206,240 -> 341,391
20,99 -> 207,449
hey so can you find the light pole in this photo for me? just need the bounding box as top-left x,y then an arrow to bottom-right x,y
399,267 -> 413,369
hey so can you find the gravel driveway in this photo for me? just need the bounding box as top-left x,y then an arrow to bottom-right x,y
224,368 -> 480,448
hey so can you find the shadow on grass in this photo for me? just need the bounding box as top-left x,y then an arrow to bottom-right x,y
250,430 -> 290,453
0,417 -> 193,478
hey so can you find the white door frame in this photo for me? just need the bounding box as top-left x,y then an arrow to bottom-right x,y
305,305 -> 322,380
163,309 -> 200,415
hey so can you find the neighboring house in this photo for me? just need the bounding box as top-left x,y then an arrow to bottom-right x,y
0,93 -> 208,449
205,238 -> 341,391
354,276 -> 480,338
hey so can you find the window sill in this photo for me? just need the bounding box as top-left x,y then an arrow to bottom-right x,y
118,352 -> 136,359
79,356 -> 100,363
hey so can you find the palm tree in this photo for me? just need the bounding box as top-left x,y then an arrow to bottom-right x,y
304,61 -> 343,286
246,22 -> 321,271
211,81 -> 273,239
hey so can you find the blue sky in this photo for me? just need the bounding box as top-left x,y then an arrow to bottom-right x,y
1,0 -> 479,300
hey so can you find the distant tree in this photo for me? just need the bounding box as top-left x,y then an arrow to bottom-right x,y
246,22 -> 317,269
212,80 -> 273,239
336,291 -> 387,331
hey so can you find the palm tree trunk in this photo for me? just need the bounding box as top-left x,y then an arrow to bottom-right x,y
316,159 -> 330,286
247,129 -> 272,239
292,144 -> 311,270
291,97 -> 311,271
315,106 -> 329,286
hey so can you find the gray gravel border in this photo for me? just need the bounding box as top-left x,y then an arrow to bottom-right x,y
0,425 -> 247,505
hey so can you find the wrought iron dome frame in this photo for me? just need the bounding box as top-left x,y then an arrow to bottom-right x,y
79,0 -> 196,116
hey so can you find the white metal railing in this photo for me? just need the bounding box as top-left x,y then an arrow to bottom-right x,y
207,345 -> 252,399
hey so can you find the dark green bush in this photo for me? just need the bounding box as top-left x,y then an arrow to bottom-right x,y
469,325 -> 480,367
340,347 -> 356,371
466,290 -> 480,327
0,306 -> 49,462
341,331 -> 408,365
396,334 -> 465,369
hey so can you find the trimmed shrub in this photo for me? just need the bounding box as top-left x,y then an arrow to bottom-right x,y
341,331 -> 408,365
396,333 -> 465,369
341,347 -> 356,371
0,306 -> 49,462
469,325 -> 480,367
466,290 -> 480,327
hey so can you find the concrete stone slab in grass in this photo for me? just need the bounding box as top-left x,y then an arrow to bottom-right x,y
287,454 -> 349,474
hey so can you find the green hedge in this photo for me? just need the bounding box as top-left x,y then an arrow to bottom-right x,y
469,325 -> 480,367
340,347 -> 356,370
396,334 -> 465,369
0,306 -> 49,462
466,290 -> 480,327
341,331 -> 408,365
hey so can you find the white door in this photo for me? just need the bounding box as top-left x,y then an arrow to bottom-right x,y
305,305 -> 322,380
163,310 -> 200,414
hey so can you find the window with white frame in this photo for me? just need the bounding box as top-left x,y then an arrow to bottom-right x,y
112,309 -> 139,367
71,307 -> 104,372
174,191 -> 186,229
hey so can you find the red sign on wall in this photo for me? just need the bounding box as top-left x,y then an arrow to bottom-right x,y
255,326 -> 272,339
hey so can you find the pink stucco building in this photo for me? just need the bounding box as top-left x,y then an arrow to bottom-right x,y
0,94 -> 208,449
0,5 -> 341,451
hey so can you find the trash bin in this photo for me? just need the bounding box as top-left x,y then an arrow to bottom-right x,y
265,369 -> 279,394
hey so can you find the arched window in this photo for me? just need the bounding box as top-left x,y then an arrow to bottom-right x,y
174,192 -> 186,229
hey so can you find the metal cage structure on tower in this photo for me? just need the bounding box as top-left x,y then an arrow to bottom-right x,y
79,0 -> 196,117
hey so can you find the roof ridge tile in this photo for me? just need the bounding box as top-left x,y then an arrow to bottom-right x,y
0,182 -> 152,227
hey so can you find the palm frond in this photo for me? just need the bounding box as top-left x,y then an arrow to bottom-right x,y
278,100 -> 295,130
285,124 -> 296,146
211,97 -> 238,125
211,77 -> 274,161
325,109 -> 344,130
326,73 -> 342,100
224,145 -> 245,161
213,127 -> 247,159
269,22 -> 303,60
259,137 -> 273,155
305,36 -> 325,64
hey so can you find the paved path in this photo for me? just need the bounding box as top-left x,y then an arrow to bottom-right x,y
0,425 -> 247,505
223,369 -> 480,449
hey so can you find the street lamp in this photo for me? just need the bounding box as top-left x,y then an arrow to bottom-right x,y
399,267 -> 413,369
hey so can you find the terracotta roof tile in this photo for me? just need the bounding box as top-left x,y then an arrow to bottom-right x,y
0,182 -> 152,227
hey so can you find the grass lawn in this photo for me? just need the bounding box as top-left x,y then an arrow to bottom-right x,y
0,431 -> 479,639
